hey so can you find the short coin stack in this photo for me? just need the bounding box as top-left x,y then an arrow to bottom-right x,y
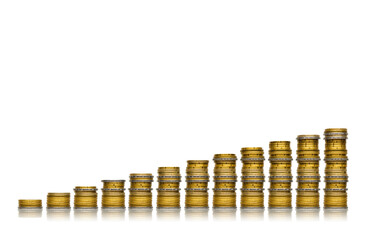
47,193 -> 70,209
213,154 -> 237,208
324,128 -> 349,209
101,180 -> 126,208
19,199 -> 42,209
240,147 -> 265,208
157,167 -> 181,208
74,186 -> 98,209
268,141 -> 293,208
296,135 -> 321,208
129,173 -> 153,208
185,160 -> 210,208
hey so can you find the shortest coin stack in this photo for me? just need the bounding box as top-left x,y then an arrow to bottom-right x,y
74,186 -> 98,209
157,167 -> 181,208
19,199 -> 42,209
101,180 -> 126,208
213,154 -> 237,208
129,173 -> 154,208
185,160 -> 210,208
324,128 -> 349,209
47,193 -> 70,209
240,147 -> 265,208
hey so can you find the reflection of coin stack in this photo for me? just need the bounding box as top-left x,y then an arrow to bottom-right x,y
324,128 -> 348,209
19,199 -> 42,209
213,154 -> 237,208
47,193 -> 70,209
268,141 -> 293,208
157,167 -> 181,208
74,186 -> 98,209
185,160 -> 210,208
296,135 -> 321,208
101,180 -> 126,208
240,147 -> 265,208
129,174 -> 153,208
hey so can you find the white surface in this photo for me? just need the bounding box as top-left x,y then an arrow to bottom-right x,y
0,0 -> 366,239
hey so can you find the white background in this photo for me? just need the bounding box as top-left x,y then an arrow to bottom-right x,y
0,0 -> 366,239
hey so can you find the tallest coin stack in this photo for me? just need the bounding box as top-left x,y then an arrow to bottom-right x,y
324,128 -> 349,209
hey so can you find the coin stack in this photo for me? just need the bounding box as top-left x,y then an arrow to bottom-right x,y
101,180 -> 126,208
185,160 -> 210,208
240,147 -> 265,208
213,154 -> 237,208
129,173 -> 154,208
324,128 -> 349,209
157,167 -> 181,208
268,141 -> 293,208
18,199 -> 42,209
74,186 -> 98,209
296,135 -> 321,208
47,193 -> 70,209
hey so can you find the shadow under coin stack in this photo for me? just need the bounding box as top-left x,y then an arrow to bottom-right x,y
47,193 -> 70,209
74,186 -> 98,209
101,180 -> 126,208
213,154 -> 237,208
268,141 -> 293,209
324,128 -> 349,209
296,135 -> 321,208
157,167 -> 181,208
19,199 -> 42,209
240,147 -> 265,208
129,174 -> 153,208
185,160 -> 210,208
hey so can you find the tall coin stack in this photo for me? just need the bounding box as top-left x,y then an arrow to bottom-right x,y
185,160 -> 210,208
157,167 -> 181,208
74,186 -> 98,209
101,180 -> 126,208
240,147 -> 265,208
296,135 -> 321,208
324,128 -> 348,209
268,141 -> 293,208
213,154 -> 237,208
47,193 -> 70,209
129,173 -> 153,208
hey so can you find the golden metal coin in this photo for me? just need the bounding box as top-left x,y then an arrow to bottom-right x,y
19,199 -> 42,208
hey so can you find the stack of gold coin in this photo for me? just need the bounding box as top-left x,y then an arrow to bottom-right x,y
185,160 -> 210,208
240,147 -> 265,208
268,141 -> 293,208
101,180 -> 126,208
129,173 -> 153,208
324,128 -> 348,209
213,154 -> 237,208
19,199 -> 42,209
47,193 -> 70,209
157,167 -> 181,208
74,186 -> 98,209
296,135 -> 321,208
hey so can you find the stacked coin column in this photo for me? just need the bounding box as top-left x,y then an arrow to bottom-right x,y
74,186 -> 98,209
324,128 -> 349,209
47,193 -> 70,209
296,135 -> 321,208
101,180 -> 126,208
157,167 -> 181,208
213,154 -> 237,208
240,147 -> 265,208
19,199 -> 42,209
268,141 -> 293,208
129,174 -> 153,208
185,160 -> 210,208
